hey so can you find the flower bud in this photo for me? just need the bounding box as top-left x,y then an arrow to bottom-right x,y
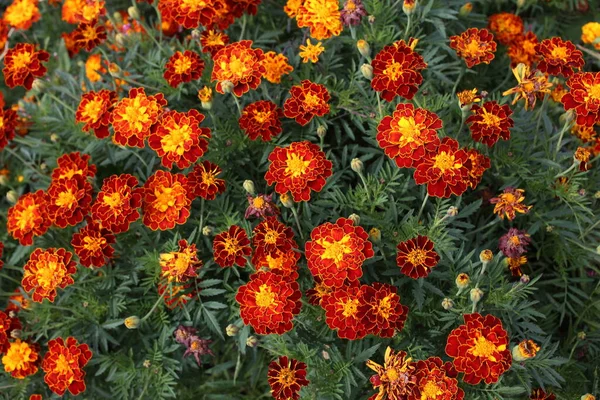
446,206 -> 458,217
360,64 -> 373,80
369,227 -> 381,243
221,80 -> 234,94
243,180 -> 256,195
581,394 -> 596,400
40,163 -> 47,171
356,40 -> 370,58
455,273 -> 470,290
321,350 -> 330,360
50,133 -> 59,142
441,298 -> 454,310
316,125 -> 327,139
246,335 -> 258,348
0,175 -> 8,186
191,29 -> 201,40
198,87 -> 213,110
351,158 -> 364,174
459,2 -> 472,17
367,15 -> 375,24
115,33 -> 127,48
6,190 -> 18,204
143,360 -> 152,368
17,175 -> 24,183
113,11 -> 123,23
202,226 -> 214,236
128,6 -> 140,20
31,79 -> 45,91
10,329 -> 22,339
348,213 -> 360,225
520,274 -> 530,284
516,0 -> 526,8
594,191 -> 600,199
124,316 -> 140,329
226,324 -> 239,336
578,331 -> 587,340
479,249 -> 493,264
280,193 -> 294,208
512,339 -> 540,361
470,288 -> 484,303
403,0 -> 416,15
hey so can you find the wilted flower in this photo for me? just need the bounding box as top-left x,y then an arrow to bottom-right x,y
340,0 -> 367,26
512,339 -> 540,361
490,187 -> 532,220
503,63 -> 553,110
499,228 -> 531,258
245,193 -> 279,219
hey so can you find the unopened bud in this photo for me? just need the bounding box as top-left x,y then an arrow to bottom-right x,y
9,329 -> 22,339
246,335 -> 258,348
369,227 -> 381,243
143,360 -> 151,368
280,193 -> 294,208
6,190 -> 18,204
128,6 -> 140,20
50,133 -> 59,142
368,15 -> 375,24
226,324 -> 239,336
470,288 -> 484,303
113,11 -> 123,23
516,0 -> 526,8
455,273 -> 470,290
459,2 -> 473,17
17,175 -> 24,183
403,0 -> 416,15
581,394 -> 596,400
115,33 -> 127,48
31,79 -> 45,91
202,226 -> 214,236
124,316 -> 140,329
520,274 -> 530,284
0,175 -> 8,186
512,339 -> 540,361
191,29 -> 201,40
321,350 -> 330,360
316,125 -> 327,139
356,40 -> 370,58
594,191 -> 600,199
577,331 -> 587,340
447,206 -> 458,217
441,298 -> 454,310
348,213 -> 360,225
40,163 -> 47,171
479,250 -> 493,264
360,64 -> 373,80
351,158 -> 364,174
221,80 -> 234,94
243,180 -> 256,195
198,87 -> 213,110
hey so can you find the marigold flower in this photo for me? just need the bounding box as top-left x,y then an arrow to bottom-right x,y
22,248 -> 77,303
265,140 -> 332,202
239,100 -> 283,141
457,88 -> 482,108
85,54 -> 105,82
499,228 -> 530,258
213,225 -> 252,267
186,160 -> 226,200
7,190 -> 51,246
0,309 -> 22,353
111,87 -> 167,148
2,339 -> 39,379
535,38 -> 584,78
360,282 -> 409,338
488,12 -> 523,45
305,217 -> 373,287
284,0 -> 302,18
164,50 -> 204,88
371,39 -> 427,102
507,255 -> 527,277
396,235 -> 439,279
530,388 -> 556,400
200,29 -> 229,56
376,103 -> 442,168
412,357 -> 465,400
582,22 -> 600,50
512,339 -> 540,361
450,28 -> 497,68
235,271 -> 302,335
157,0 -> 216,29
62,0 -> 105,24
267,356 -> 309,400
142,170 -> 191,231
211,40 -> 265,96
340,0 -> 367,26
366,347 -> 417,399
464,149 -> 490,189
91,174 -> 142,233
299,39 -> 324,63
550,83 -> 567,103
571,123 -> 598,143
73,20 -> 107,51
252,216 -> 297,261
445,313 -> 512,385
466,101 -> 514,147
42,337 -> 92,396
508,31 -> 539,67
503,63 -> 552,111
71,221 -> 115,268
321,283 -> 368,339
253,248 -> 300,280
0,107 -> 18,150
198,86 -> 213,103
51,152 -> 96,180
283,80 -> 331,126
47,175 -> 93,228
490,187 -> 532,220
562,72 -> 600,126
3,0 -> 41,30
160,239 -> 201,283
183,336 -> 214,366
306,276 -> 333,306
245,193 -> 279,219
2,43 -> 49,90
296,0 -> 343,40
261,51 -> 293,84
75,89 -> 117,139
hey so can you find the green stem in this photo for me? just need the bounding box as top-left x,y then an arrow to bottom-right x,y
140,290 -> 167,322
238,14 -> 247,41
451,67 -> 465,98
554,118 -> 571,160
358,171 -> 370,203
554,162 -> 577,179
376,92 -> 384,120
403,14 -> 412,41
416,193 -> 429,221
198,198 -> 205,234
46,92 -> 76,114
232,94 -> 243,117
291,205 -> 304,240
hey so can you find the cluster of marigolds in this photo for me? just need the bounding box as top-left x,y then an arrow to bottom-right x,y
0,0 -> 599,398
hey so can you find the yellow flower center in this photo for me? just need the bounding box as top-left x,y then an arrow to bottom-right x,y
263,229 -> 279,244
550,46 -> 568,60
277,367 -> 296,386
82,25 -> 97,41
464,39 -> 483,57
393,116 -> 424,146
121,97 -> 150,133
421,380 -> 443,399
255,284 -> 277,308
222,237 -> 240,254
384,61 -> 404,81
480,109 -> 502,127
285,152 -> 310,178
252,196 -> 265,209
16,205 -> 37,230
346,0 -> 357,10
340,298 -> 359,317
2,341 -> 33,374
103,192 -> 123,209
509,235 -> 520,246
253,111 -> 271,124
303,93 -> 323,109
36,260 -> 66,290
433,152 -> 460,173
406,248 -> 427,266
501,193 -> 516,204
265,254 -> 284,271
317,234 -> 352,264
224,55 -> 250,79
202,172 -> 216,186
376,295 -> 393,319
173,56 -> 192,75
54,354 -> 73,375
82,99 -> 104,122
205,32 -> 225,46
11,51 -> 33,70
181,0 -> 207,12
55,189 -> 78,209
469,335 -> 505,361
4,0 -> 37,29
83,235 -> 106,253
587,84 -> 600,101
385,367 -> 400,382
153,186 -> 176,212
161,123 -> 193,155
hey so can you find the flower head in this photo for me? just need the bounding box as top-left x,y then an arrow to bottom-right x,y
503,63 -> 553,110
464,149 -> 490,189
499,228 -> 531,258
466,101 -> 514,147
450,28 -> 497,68
296,0 -> 343,40
457,88 -> 482,108
22,248 -> 77,303
213,225 -> 252,267
164,50 -> 204,88
366,347 -> 417,399
582,22 -> 600,50
340,0 -> 367,26
571,123 -> 598,143
252,216 -> 297,261
91,174 -> 142,233
575,146 -> 592,171
561,72 -> 600,127
512,339 -> 540,361
71,220 -> 115,268
62,0 -> 105,24
260,51 -> 293,84
321,283 -> 368,339
141,170 -> 191,231
239,100 -> 283,141
245,193 -> 279,219
3,0 -> 41,30
412,357 -> 465,400
186,160 -> 226,200
47,175 -> 93,228
267,356 -> 310,400
283,80 -> 331,126
530,388 -> 556,400
507,255 -> 527,277
508,31 -> 539,67
42,337 -> 92,396
3,43 -> 49,90
200,29 -> 229,56
396,235 -> 440,279
535,38 -> 584,78
490,187 -> 532,220
0,309 -> 22,353
253,248 -> 300,280
85,53 -> 105,82
211,40 -> 265,97
183,336 -> 214,366
2,339 -> 39,379
0,107 -> 18,150
157,0 -> 216,29
488,12 -> 523,45
73,20 -> 107,52
51,152 -> 96,181
360,282 -> 409,338
7,190 -> 51,245
299,39 -> 325,63
76,90 -> 117,139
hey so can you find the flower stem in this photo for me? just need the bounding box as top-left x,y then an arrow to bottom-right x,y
232,94 -> 243,117
291,205 -> 304,240
140,289 -> 167,322
554,117 -> 571,161
416,193 -> 429,221
376,92 -> 384,120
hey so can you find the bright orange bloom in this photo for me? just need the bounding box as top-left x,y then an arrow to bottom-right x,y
376,103 -> 442,168
321,283 -> 367,339
535,37 -> 584,78
29,395 -> 42,400
85,54 -> 105,82
366,347 -> 417,399
158,0 -> 216,29
296,0 -> 343,40
47,175 -> 93,228
7,190 -> 51,246
212,225 -> 252,267
582,22 -> 600,50
2,43 -> 49,90
0,23 -> 8,51
2,340 -> 39,379
22,248 -> 77,303
73,20 -> 107,51
252,216 -> 297,261
411,357 -> 465,400
235,271 -> 302,335
62,0 -> 105,24
111,87 -> 167,148
160,239 -> 201,282
0,107 -> 18,150
6,289 -> 31,314
571,123 -> 597,143
575,146 -> 592,171
414,137 -> 470,198
186,160 -> 226,200
445,313 -> 512,385
265,140 -> 333,202
284,0 -> 302,18
306,276 -> 333,305
464,149 -> 490,189
239,100 -> 283,141
260,51 -> 293,84
305,217 -> 373,287
360,282 -> 409,338
141,170 -> 191,231
3,0 -> 40,30
508,32 -> 539,67
466,101 -> 514,147
71,221 -> 115,268
51,152 -> 96,181
91,174 -> 143,233
267,356 -> 310,400
211,40 -> 265,96
75,89 -> 117,139
396,235 -> 440,279
42,337 -> 92,396
449,28 -> 497,68
164,50 -> 205,88
490,187 -> 532,220
488,12 -> 523,45
0,309 -> 22,353
253,248 -> 300,280
562,72 -> 600,126
371,39 -> 427,102
148,109 -> 211,169
200,29 -> 229,56
284,80 -> 331,126
299,39 -> 324,63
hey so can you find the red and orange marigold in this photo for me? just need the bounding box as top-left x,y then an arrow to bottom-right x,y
252,216 -> 297,260
535,37 -> 584,78
366,347 -> 417,399
376,103 -> 442,168
466,101 -> 514,147
186,160 -> 226,200
321,282 -> 368,340
411,357 -> 465,400
371,39 -> 427,102
47,176 -> 93,228
305,217 -> 374,287
267,356 -> 310,400
488,12 -> 523,45
200,29 -> 229,56
148,109 -> 211,169
71,221 -> 115,268
490,187 -> 532,220
0,309 -> 22,353
465,149 -> 491,189
296,0 -> 343,40
261,51 -> 294,84
360,282 -> 409,338
42,337 -> 92,396
396,235 -> 440,279
265,140 -> 332,202
235,271 -> 302,335
530,388 -> 556,400
253,248 -> 300,280
91,174 -> 142,233
445,313 -> 512,385
239,100 -> 283,141
562,72 -> 600,127
3,0 -> 41,30
213,225 -> 252,267
211,40 -> 265,96
414,137 -> 469,198
283,80 -> 330,126
164,50 -> 205,88
7,190 -> 51,246
160,239 -> 202,282
22,248 -> 77,303
157,0 -> 216,29
2,43 -> 49,90
2,339 -> 39,379
141,170 -> 191,231
111,87 -> 167,148
508,32 -> 539,67
450,28 -> 497,68
73,20 -> 107,52
51,152 -> 96,181
75,89 -> 117,139
0,107 -> 18,150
